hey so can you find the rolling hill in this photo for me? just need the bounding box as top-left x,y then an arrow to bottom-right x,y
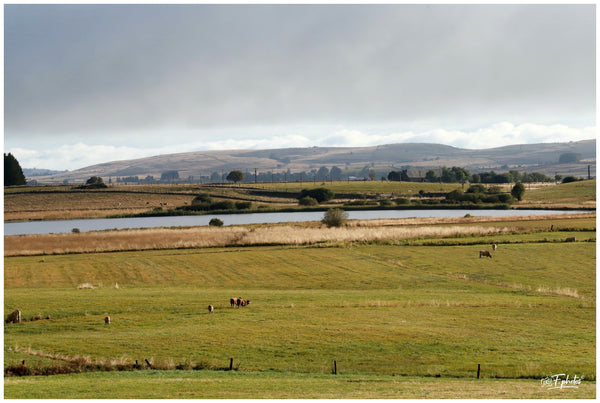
30,140 -> 595,184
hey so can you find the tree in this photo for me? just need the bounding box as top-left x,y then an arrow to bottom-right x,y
4,153 -> 26,186
388,171 -> 402,181
321,208 -> 348,228
316,166 -> 330,181
161,170 -> 180,182
85,176 -> 107,188
511,182 -> 525,201
330,166 -> 343,181
425,170 -> 438,182
226,170 -> 244,184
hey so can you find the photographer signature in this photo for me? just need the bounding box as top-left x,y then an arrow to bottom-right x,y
541,374 -> 584,390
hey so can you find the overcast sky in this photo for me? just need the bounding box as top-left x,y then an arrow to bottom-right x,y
4,4 -> 596,171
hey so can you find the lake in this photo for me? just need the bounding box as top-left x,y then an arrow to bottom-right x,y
3,209 -> 590,236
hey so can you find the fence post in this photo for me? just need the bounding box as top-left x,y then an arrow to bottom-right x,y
333,360 -> 337,375
477,363 -> 481,379
229,358 -> 234,371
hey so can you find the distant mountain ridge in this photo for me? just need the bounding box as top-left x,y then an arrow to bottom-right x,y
30,140 -> 596,184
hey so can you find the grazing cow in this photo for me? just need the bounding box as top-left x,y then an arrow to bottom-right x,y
105,316 -> 110,325
492,244 -> 497,251
5,309 -> 21,324
479,250 -> 492,258
565,237 -> 577,242
237,298 -> 251,307
230,297 -> 239,307
208,305 -> 214,314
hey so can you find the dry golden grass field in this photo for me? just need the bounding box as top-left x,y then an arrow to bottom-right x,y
4,213 -> 594,256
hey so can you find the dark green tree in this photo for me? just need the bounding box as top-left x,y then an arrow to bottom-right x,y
387,171 -> 402,181
85,176 -> 108,188
330,166 -> 343,181
226,170 -> 244,184
316,166 -> 330,181
511,182 -> 525,201
425,170 -> 438,182
4,153 -> 26,186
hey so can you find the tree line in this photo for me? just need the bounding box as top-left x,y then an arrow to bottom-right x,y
387,167 -> 556,184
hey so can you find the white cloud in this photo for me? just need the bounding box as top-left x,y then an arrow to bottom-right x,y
9,122 -> 593,171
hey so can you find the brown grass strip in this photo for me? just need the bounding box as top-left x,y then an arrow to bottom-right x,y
5,223 -> 507,256
5,213 -> 594,256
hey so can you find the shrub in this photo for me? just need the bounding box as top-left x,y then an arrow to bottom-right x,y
321,208 -> 348,228
466,184 -> 486,194
487,185 -> 502,194
192,194 -> 212,205
210,200 -> 235,210
498,193 -> 514,203
209,218 -> 224,227
562,176 -> 581,184
299,188 -> 334,203
299,196 -> 319,206
394,197 -> 410,205
379,199 -> 393,207
235,201 -> 252,210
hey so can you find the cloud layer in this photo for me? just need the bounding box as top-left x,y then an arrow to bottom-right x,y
4,4 -> 596,170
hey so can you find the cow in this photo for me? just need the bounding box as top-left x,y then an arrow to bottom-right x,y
492,244 -> 497,251
208,305 -> 214,314
6,309 -> 21,324
237,298 -> 251,307
230,297 -> 239,307
479,250 -> 492,258
105,316 -> 110,325
565,237 -> 577,242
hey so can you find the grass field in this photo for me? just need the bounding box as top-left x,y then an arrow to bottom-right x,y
4,371 -> 596,399
4,216 -> 595,398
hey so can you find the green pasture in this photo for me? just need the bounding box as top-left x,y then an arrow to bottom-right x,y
4,371 -> 596,399
4,226 -> 595,398
524,179 -> 596,205
241,180 -> 462,195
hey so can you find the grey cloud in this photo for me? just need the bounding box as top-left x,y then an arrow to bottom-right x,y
5,4 -> 596,141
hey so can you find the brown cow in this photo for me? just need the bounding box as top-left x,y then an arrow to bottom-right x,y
105,316 -> 111,325
565,237 -> 576,242
237,298 -> 251,307
479,250 -> 492,258
208,305 -> 214,314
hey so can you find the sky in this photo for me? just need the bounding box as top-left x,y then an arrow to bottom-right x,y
4,4 -> 597,171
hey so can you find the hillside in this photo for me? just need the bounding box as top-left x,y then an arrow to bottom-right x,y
30,140 -> 595,184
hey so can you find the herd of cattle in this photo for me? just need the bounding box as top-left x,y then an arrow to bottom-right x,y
206,297 -> 251,314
